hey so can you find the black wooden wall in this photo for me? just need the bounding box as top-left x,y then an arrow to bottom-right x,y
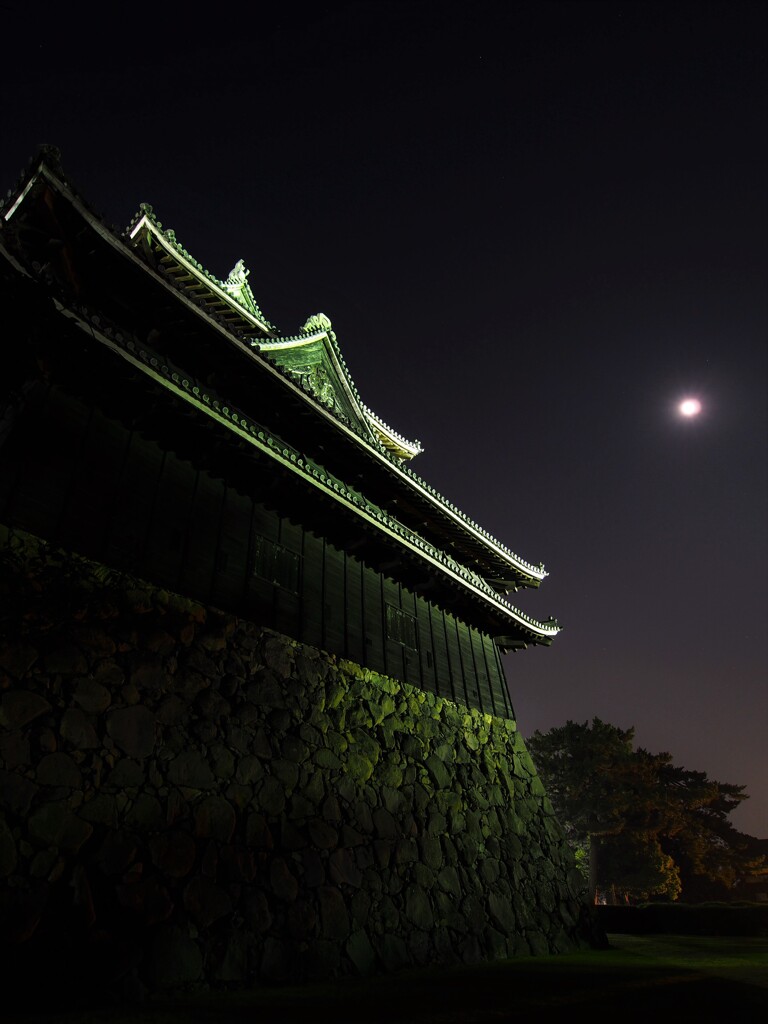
0,386 -> 514,718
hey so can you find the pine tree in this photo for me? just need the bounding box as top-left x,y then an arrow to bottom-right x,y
527,718 -> 763,903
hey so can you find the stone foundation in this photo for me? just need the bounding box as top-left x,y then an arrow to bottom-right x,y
0,526 -> 603,1001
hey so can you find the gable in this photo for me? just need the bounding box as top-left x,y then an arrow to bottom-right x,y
256,317 -> 372,437
254,314 -> 423,461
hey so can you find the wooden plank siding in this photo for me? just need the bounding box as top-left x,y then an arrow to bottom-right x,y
430,604 -> 454,702
402,588 -> 422,690
345,555 -> 365,666
323,541 -> 346,656
484,632 -> 514,719
416,598 -> 438,697
364,570 -> 388,676
183,466 -> 224,602
470,628 -> 494,716
0,387 -> 515,718
2,386 -> 84,545
382,577 -> 403,683
300,531 -> 324,649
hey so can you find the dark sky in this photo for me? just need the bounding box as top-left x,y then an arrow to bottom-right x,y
3,2 -> 766,837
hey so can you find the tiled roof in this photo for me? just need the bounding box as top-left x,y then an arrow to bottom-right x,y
1,147 -> 552,592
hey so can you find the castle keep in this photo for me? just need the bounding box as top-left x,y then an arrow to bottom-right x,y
0,149 -> 602,997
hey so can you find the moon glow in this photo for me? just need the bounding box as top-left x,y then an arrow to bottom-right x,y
679,398 -> 702,417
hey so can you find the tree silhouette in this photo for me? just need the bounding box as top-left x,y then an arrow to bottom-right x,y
527,718 -> 762,903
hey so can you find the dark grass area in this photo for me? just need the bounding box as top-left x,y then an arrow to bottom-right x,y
597,901 -> 768,935
6,935 -> 768,1023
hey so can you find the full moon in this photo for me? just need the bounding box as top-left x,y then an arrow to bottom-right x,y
679,398 -> 702,417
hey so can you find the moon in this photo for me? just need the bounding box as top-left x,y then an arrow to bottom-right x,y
679,398 -> 702,417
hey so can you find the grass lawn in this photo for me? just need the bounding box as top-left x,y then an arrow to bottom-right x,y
7,934 -> 768,1023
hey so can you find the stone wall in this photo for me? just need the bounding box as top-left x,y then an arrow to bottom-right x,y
0,526 -> 604,1003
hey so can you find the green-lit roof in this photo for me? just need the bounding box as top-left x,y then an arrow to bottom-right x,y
0,148 -> 557,634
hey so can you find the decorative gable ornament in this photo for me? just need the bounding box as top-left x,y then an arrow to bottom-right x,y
303,365 -> 336,409
302,313 -> 333,336
223,259 -> 265,321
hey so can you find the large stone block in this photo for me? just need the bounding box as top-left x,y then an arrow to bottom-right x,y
0,769 -> 38,815
60,708 -> 99,749
0,691 -> 51,730
27,802 -> 93,852
107,706 -> 156,758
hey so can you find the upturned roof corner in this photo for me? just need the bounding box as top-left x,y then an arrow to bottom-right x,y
0,147 -> 558,644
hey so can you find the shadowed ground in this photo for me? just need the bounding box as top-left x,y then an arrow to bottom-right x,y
7,935 -> 768,1023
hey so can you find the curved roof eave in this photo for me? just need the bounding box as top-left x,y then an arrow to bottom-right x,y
57,298 -> 559,646
1,155 -> 549,588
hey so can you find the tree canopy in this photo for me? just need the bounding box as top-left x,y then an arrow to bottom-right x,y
527,718 -> 765,904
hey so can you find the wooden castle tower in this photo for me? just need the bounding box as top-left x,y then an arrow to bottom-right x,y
0,147 -> 559,717
0,150 -> 607,996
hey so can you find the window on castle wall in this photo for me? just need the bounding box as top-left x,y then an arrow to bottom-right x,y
253,535 -> 301,594
385,604 -> 418,650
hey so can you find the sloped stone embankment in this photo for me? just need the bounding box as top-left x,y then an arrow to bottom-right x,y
0,525 -> 603,1000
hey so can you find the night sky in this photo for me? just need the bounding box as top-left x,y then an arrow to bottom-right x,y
3,2 -> 766,838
